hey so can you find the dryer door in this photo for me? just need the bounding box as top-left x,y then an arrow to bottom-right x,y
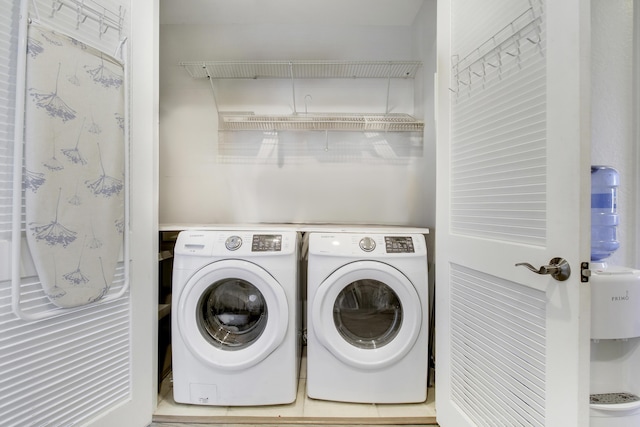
177,259 -> 289,371
311,260 -> 422,370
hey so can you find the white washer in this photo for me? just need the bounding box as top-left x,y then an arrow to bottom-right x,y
172,230 -> 301,406
306,232 -> 429,403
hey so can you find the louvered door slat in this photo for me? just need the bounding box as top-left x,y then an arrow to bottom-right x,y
451,264 -> 547,427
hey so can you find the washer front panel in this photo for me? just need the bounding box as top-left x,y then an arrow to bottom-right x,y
311,260 -> 422,370
196,278 -> 268,350
178,259 -> 289,371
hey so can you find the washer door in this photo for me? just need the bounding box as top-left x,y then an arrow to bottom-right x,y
311,260 -> 422,370
177,259 -> 288,371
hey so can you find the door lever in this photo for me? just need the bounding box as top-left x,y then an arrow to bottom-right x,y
515,257 -> 571,281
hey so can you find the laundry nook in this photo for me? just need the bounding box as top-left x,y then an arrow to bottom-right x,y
1,1 -> 639,427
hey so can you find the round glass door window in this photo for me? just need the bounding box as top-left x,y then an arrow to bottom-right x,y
333,279 -> 403,349
197,278 -> 267,350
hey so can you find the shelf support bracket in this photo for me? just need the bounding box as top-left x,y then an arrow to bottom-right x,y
203,64 -> 220,114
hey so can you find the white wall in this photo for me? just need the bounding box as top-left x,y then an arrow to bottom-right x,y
591,0 -> 637,268
159,1 -> 437,227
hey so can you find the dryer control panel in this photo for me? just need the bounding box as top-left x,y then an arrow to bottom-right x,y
309,232 -> 426,257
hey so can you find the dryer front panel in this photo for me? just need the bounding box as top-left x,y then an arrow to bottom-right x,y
311,260 -> 422,370
333,279 -> 402,349
178,259 -> 289,371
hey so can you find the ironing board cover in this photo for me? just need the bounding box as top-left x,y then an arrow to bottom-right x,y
24,24 -> 125,308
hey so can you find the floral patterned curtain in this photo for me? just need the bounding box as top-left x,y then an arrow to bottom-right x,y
24,23 -> 125,308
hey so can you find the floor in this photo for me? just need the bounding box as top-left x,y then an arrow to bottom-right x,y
152,350 -> 437,426
152,424 -> 437,427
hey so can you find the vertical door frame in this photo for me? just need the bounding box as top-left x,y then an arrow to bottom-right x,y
85,0 -> 160,425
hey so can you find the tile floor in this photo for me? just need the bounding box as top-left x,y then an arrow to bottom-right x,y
153,350 -> 437,426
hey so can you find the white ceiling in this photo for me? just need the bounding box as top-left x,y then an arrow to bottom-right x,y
159,0 -> 426,26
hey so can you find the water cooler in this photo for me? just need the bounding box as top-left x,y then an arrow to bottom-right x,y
589,166 -> 640,426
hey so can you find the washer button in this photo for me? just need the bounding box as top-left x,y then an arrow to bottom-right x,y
359,237 -> 376,252
225,236 -> 242,251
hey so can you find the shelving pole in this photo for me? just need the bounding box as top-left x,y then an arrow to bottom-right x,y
385,62 -> 392,114
289,61 -> 297,114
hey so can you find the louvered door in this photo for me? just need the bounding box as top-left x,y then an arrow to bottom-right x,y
435,1 -> 591,426
0,0 -> 156,426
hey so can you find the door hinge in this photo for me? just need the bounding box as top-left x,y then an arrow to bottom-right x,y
581,262 -> 591,283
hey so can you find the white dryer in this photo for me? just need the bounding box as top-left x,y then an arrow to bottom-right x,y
306,232 -> 428,403
171,230 -> 300,406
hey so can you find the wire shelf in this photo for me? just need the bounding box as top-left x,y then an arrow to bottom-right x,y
218,112 -> 424,132
181,60 -> 424,132
180,60 -> 423,80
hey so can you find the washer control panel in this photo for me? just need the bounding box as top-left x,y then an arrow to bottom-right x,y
174,230 -> 296,257
384,236 -> 415,253
251,234 -> 282,252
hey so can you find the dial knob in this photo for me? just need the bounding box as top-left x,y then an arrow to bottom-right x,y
359,236 -> 376,252
225,235 -> 242,251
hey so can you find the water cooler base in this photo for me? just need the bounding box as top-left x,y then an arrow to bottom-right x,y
590,392 -> 640,427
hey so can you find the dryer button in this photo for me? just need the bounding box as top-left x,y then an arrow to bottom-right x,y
359,236 -> 376,252
225,236 -> 242,251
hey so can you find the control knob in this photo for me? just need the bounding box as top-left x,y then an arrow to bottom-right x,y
359,236 -> 376,252
225,235 -> 242,251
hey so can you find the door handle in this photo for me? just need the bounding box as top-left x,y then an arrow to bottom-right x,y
515,257 -> 571,281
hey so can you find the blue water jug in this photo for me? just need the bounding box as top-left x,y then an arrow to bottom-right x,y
591,166 -> 620,261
